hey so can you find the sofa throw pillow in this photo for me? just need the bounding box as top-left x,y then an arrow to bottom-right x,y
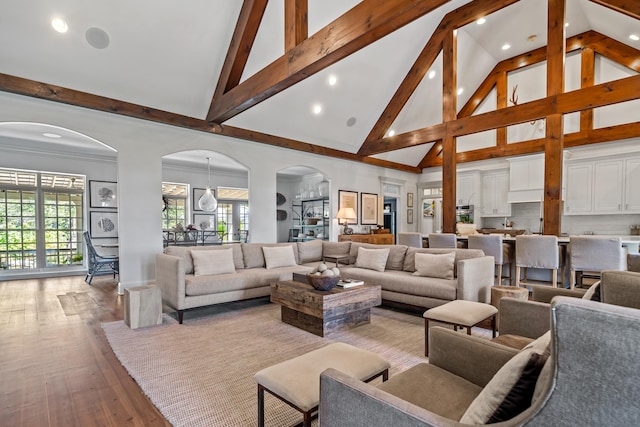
412,252 -> 455,279
297,239 -> 323,263
263,245 -> 297,269
354,247 -> 390,272
460,332 -> 551,424
191,248 -> 236,277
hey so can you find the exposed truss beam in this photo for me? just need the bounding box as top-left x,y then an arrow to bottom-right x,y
206,0 -> 451,122
590,0 -> 640,19
361,0 -> 519,148
210,0 -> 268,104
285,0 -> 308,51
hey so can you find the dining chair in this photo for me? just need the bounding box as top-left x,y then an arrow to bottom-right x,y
397,232 -> 423,248
83,231 -> 119,284
427,233 -> 457,249
568,236 -> 626,290
515,235 -> 560,288
468,234 -> 513,286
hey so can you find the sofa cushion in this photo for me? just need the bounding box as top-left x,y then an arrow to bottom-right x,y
242,243 -> 299,268
191,248 -> 236,276
350,243 -> 407,271
378,363 -> 482,421
460,332 -> 551,424
297,239 -> 323,263
354,247 -> 390,272
322,241 -> 351,258
403,248 -> 485,275
165,245 -> 244,274
413,252 -> 456,280
263,245 -> 297,269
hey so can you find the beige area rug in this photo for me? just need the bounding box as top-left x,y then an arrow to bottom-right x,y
103,301 -> 491,427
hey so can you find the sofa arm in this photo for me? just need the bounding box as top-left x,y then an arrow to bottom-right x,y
456,255 -> 494,303
320,368 -> 457,427
429,327 -> 519,387
155,253 -> 186,310
499,298 -> 550,339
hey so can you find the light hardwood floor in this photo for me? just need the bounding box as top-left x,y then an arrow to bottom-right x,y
0,275 -> 170,426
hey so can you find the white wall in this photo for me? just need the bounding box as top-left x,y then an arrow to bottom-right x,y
0,91 -> 418,288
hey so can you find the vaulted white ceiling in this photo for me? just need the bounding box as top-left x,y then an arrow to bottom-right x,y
0,0 -> 638,169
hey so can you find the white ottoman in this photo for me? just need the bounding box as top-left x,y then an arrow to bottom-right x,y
124,285 -> 162,329
254,342 -> 389,427
423,300 -> 497,356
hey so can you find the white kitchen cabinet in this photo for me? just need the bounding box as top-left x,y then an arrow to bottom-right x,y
593,160 -> 623,213
509,155 -> 544,191
564,163 -> 593,214
624,158 -> 640,212
456,172 -> 477,206
481,170 -> 511,217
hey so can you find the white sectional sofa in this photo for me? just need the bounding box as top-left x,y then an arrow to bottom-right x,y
155,239 -> 495,323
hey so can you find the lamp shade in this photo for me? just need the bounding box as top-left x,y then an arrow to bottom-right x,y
336,207 -> 356,222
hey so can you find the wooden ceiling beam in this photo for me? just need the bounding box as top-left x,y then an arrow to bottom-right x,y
285,0 -> 308,51
589,0 -> 640,19
361,0 -> 519,148
359,124 -> 446,157
207,0 -> 451,122
589,37 -> 640,72
210,0 -> 268,103
418,142 -> 443,168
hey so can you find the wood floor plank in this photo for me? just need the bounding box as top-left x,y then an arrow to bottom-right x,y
0,276 -> 171,426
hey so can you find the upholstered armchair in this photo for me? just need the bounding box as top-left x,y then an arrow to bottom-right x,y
319,297 -> 640,426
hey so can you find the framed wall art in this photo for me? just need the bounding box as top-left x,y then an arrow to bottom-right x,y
193,213 -> 216,230
407,192 -> 414,208
360,192 -> 378,225
407,209 -> 414,224
338,190 -> 358,220
90,211 -> 118,238
193,188 -> 215,212
89,180 -> 117,208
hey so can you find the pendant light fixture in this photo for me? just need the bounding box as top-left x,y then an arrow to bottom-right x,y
198,157 -> 218,212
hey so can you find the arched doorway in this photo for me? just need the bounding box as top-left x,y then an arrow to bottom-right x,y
162,150 -> 249,245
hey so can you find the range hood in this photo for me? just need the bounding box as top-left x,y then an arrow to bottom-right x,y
507,189 -> 543,204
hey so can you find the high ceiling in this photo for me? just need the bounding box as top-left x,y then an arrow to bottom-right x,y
0,0 -> 638,171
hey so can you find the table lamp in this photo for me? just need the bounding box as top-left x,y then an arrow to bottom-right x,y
336,207 -> 357,235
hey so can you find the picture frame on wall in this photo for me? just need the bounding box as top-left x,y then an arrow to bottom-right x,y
338,190 -> 358,220
193,188 -> 214,212
407,192 -> 414,208
360,193 -> 378,225
89,180 -> 117,208
193,213 -> 216,230
407,208 -> 414,224
90,211 -> 118,238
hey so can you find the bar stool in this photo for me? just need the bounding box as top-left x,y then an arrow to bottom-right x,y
515,235 -> 560,288
468,234 -> 513,286
568,236 -> 626,290
397,232 -> 423,248
428,233 -> 457,248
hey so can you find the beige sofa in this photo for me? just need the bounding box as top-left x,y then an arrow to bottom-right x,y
155,239 -> 495,323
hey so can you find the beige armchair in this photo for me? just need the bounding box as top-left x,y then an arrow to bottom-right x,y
320,297 -> 640,426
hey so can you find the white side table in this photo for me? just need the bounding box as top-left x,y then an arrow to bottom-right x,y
124,285 -> 162,329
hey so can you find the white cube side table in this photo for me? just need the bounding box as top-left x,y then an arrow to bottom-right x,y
124,285 -> 162,329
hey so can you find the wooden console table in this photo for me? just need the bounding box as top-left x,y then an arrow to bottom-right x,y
338,233 -> 395,245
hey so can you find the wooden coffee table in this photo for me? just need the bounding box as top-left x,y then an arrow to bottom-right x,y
270,278 -> 381,337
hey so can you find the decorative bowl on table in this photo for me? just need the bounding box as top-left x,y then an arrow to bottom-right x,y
304,218 -> 320,225
306,274 -> 340,291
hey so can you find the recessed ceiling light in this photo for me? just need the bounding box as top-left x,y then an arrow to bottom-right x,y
564,22 -> 569,27
502,43 -> 511,50
630,34 -> 640,41
328,75 -> 337,86
476,18 -> 486,25
388,130 -> 396,137
457,88 -> 464,95
528,35 -> 537,42
312,104 -> 322,115
43,132 -> 62,139
428,70 -> 436,79
51,17 -> 68,33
